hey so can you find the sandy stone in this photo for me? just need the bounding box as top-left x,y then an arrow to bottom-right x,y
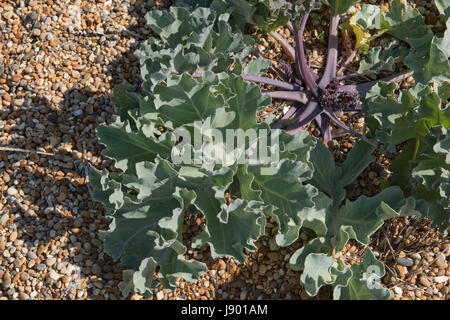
419,275 -> 431,287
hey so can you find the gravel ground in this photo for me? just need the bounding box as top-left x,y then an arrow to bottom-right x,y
0,0 -> 448,300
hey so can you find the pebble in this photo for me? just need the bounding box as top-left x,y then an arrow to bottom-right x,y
434,276 -> 448,284
419,275 -> 431,287
72,109 -> 84,116
396,257 -> 414,267
2,275 -> 11,289
410,253 -> 421,260
259,265 -> 267,275
7,187 -> 18,196
395,265 -> 408,279
9,231 -> 18,242
268,238 -> 279,251
35,264 -> 46,272
27,251 -> 37,260
46,257 -> 57,267
433,258 -> 447,269
394,287 -> 403,296
156,291 -> 164,300
48,270 -> 60,281
0,214 -> 9,226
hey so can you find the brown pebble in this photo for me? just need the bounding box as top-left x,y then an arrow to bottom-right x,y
258,264 -> 267,275
218,259 -> 226,270
395,265 -> 407,279
419,275 -> 431,287
9,231 -> 18,242
434,258 -> 447,269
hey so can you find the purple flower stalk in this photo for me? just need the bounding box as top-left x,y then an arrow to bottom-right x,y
238,1 -> 412,143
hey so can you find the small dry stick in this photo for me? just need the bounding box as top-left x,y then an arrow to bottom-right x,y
382,227 -> 398,262
0,146 -> 54,156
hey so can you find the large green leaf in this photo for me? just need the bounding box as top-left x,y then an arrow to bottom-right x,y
333,249 -> 391,300
358,41 -> 408,76
96,117 -> 174,173
380,0 -> 433,56
151,74 -> 224,129
379,0 -> 449,84
411,127 -> 450,231
328,187 -> 404,251
405,36 -> 450,85
435,0 -> 450,20
365,80 -> 449,232
308,139 -> 376,200
192,199 -> 265,263
135,6 -> 251,91
247,159 -> 317,241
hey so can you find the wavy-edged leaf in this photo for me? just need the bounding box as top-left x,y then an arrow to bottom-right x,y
96,117 -> 174,173
333,248 -> 391,300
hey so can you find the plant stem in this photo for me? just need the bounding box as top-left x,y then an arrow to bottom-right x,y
241,74 -> 300,90
318,14 -> 340,90
294,15 -> 319,96
341,70 -> 413,94
269,30 -> 296,61
336,72 -> 361,81
285,100 -> 322,135
286,21 -> 294,34
269,65 -> 291,82
315,114 -> 332,143
337,49 -> 357,75
188,71 -> 298,91
323,108 -> 362,138
265,90 -> 309,104
272,104 -> 299,129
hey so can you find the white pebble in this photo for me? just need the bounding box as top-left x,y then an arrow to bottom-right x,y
434,276 -> 448,284
156,291 -> 164,300
394,287 -> 403,296
48,270 -> 60,281
7,187 -> 18,196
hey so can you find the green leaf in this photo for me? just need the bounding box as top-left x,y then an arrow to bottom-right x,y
411,126 -> 450,231
136,6 -> 251,90
353,4 -> 381,30
308,139 -> 375,199
364,82 -> 449,152
346,5 -> 381,52
96,117 -> 174,173
112,84 -> 140,122
300,253 -> 337,296
243,57 -> 271,76
380,0 -> 433,56
435,0 -> 450,20
378,0 -> 450,84
405,36 -> 450,84
337,139 -> 376,188
329,187 -> 404,251
192,199 -> 265,263
217,75 -> 271,130
333,248 -> 391,300
358,41 -> 408,75
248,158 -> 317,241
152,74 -> 224,129
89,167 -> 123,212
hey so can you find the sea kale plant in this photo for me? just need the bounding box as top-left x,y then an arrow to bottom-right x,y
90,0 -> 449,300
